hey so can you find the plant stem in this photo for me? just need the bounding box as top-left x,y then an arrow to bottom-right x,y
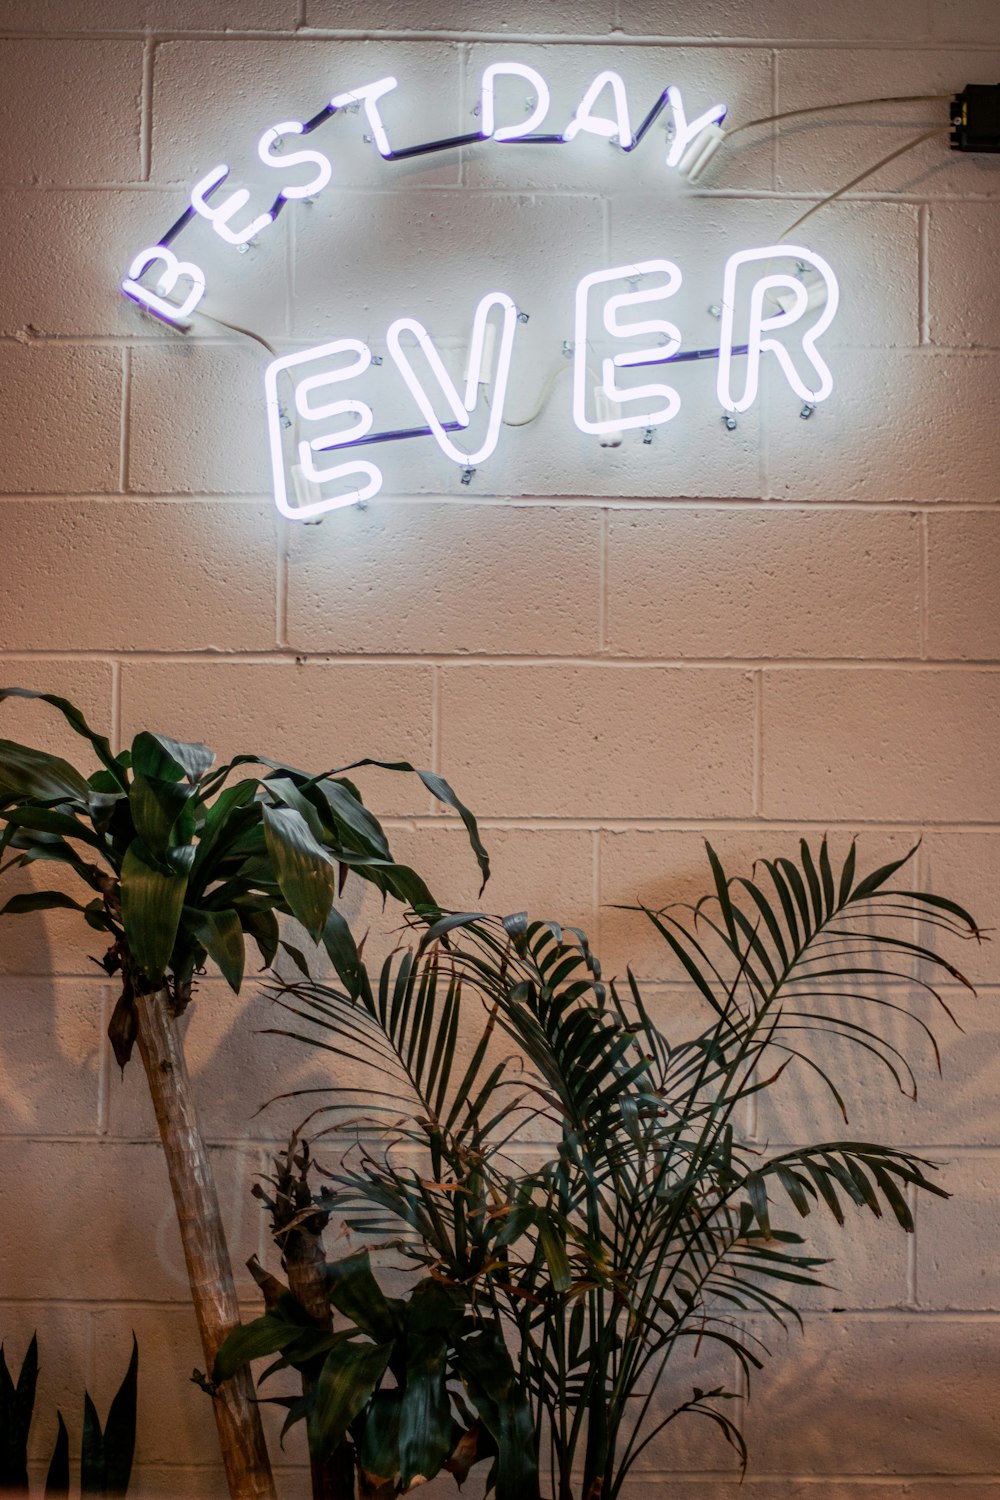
133,986 -> 276,1500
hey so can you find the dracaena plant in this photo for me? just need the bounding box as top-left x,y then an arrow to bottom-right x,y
216,838 -> 983,1500
0,688 -> 487,1500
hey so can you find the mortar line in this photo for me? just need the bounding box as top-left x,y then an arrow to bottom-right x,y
110,657 -> 122,757
431,665 -> 442,781
591,827 -> 602,958
118,344 -> 132,494
4,650 -> 999,670
919,511 -> 930,660
752,669 -> 764,815
275,529 -> 289,650
906,1179 -> 919,1306
139,37 -> 155,181
598,507 -> 608,653
918,201 -> 930,345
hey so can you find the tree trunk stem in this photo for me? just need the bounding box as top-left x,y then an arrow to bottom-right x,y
134,986 -> 276,1500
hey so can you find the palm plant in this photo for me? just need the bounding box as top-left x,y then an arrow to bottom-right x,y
219,838 -> 982,1500
0,688 -> 486,1500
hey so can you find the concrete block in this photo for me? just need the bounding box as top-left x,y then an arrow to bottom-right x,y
285,501 -> 601,656
930,0 -> 1000,44
916,1151 -> 1000,1308
439,663 -> 755,817
763,349 -> 1000,504
0,2 -> 299,30
0,976 -> 105,1135
288,187 -> 604,345
927,511 -> 1000,662
0,344 -> 121,493
150,40 -> 465,187
392,822 -> 596,929
743,1314 -> 1000,1474
605,508 -> 921,660
774,49 -> 1000,199
1,500 -> 278,652
306,0 -> 616,30
0,40 -> 141,185
619,0 -> 932,41
928,203 -> 1000,349
761,668 -> 1000,822
610,195 -> 921,351
119,660 -> 435,816
462,42 -> 774,193
0,659 -> 114,763
0,1138 -> 262,1301
921,833 -> 1000,987
128,344 -> 269,495
0,190 -> 195,339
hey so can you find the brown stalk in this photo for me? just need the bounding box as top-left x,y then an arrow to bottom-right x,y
134,985 -> 276,1500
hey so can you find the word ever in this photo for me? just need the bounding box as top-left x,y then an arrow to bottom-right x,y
121,64 -> 728,328
264,244 -> 839,521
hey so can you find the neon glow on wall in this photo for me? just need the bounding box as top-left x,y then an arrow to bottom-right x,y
119,63 -> 842,520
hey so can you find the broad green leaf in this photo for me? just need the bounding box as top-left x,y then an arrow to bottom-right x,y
308,1340 -> 392,1464
325,1252 -> 404,1344
334,758 -> 489,892
322,906 -> 363,999
213,1299 -> 314,1383
44,1411 -> 69,1496
80,1390 -> 105,1494
102,1335 -> 138,1497
190,908 -> 245,992
3,806 -> 104,849
0,891 -> 88,918
120,841 -> 188,983
131,731 -> 214,784
311,779 -> 390,859
0,1333 -> 37,1490
357,1388 -> 402,1483
261,803 -> 335,942
128,774 -> 196,860
0,740 -> 92,807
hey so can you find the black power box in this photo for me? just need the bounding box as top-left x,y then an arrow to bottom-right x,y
951,83 -> 1000,152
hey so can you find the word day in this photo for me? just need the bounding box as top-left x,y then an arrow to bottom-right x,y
120,64 -> 729,328
265,245 -> 840,520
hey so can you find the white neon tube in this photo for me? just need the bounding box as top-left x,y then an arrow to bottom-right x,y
717,244 -> 840,414
563,70 -> 634,147
665,86 -> 728,169
480,63 -> 551,141
387,292 -> 519,466
121,245 -> 206,323
573,261 -> 683,435
257,120 -> 333,200
264,339 -> 383,519
330,76 -> 399,157
190,164 -> 275,246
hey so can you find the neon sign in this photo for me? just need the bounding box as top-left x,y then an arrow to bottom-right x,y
120,63 -> 841,521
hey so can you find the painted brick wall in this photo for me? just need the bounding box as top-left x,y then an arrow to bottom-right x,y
0,1 -> 998,1496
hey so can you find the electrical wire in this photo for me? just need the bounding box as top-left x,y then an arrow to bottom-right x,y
195,306 -> 278,356
726,94 -> 951,139
781,125 -> 950,237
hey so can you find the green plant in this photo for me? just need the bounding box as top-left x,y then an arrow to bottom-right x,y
0,688 -> 486,1500
0,1332 -> 138,1497
218,838 -> 982,1500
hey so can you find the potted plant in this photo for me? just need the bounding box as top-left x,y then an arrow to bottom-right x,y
215,839 -> 982,1500
0,688 -> 487,1500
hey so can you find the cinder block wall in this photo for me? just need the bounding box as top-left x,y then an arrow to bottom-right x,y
0,1 -> 998,1496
